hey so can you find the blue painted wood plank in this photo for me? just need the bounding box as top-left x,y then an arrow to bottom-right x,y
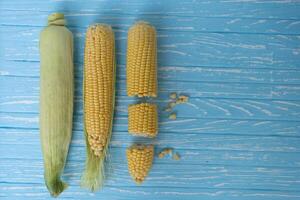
1,129 -> 300,191
1,158 -> 300,191
1,0 -> 300,19
1,95 -> 300,121
1,129 -> 300,153
2,10 -> 300,35
2,75 -> 300,102
1,183 -> 300,200
1,77 -> 300,120
1,112 -> 300,137
2,141 -> 300,169
1,26 -> 300,69
1,0 -> 300,199
3,60 -> 300,85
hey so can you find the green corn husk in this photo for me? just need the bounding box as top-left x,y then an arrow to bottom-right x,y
39,13 -> 74,197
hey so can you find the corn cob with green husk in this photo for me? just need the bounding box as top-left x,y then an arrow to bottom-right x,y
39,13 -> 74,197
126,144 -> 154,184
81,24 -> 116,191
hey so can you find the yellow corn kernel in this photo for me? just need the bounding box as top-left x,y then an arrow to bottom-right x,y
126,144 -> 154,184
172,152 -> 181,160
169,92 -> 177,100
158,148 -> 173,159
128,103 -> 158,138
169,112 -> 177,120
176,95 -> 189,104
81,24 -> 116,191
168,102 -> 176,108
127,21 -> 157,97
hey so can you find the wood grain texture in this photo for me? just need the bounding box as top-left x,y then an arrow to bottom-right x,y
1,0 -> 300,199
2,26 -> 300,69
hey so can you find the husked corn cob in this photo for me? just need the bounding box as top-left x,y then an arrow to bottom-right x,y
84,24 -> 115,157
127,21 -> 157,97
128,103 -> 158,138
81,24 -> 116,191
126,144 -> 154,184
39,13 -> 74,197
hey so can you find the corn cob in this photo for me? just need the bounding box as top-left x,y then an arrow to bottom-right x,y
128,103 -> 158,138
81,24 -> 116,191
127,21 -> 157,97
126,144 -> 154,184
39,13 -> 73,197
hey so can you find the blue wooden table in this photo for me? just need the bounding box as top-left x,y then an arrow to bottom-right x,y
1,0 -> 300,199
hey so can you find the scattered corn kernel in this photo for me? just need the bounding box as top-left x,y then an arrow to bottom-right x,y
172,152 -> 181,160
169,113 -> 177,120
158,148 -> 173,159
169,92 -> 177,100
164,107 -> 172,112
168,102 -> 176,108
126,144 -> 154,184
176,95 -> 189,104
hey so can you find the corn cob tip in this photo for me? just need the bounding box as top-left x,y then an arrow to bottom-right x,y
44,175 -> 68,197
131,21 -> 154,29
129,143 -> 154,150
89,23 -> 112,31
126,144 -> 154,184
47,13 -> 65,26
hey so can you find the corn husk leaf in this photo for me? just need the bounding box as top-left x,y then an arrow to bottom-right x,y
39,13 -> 74,197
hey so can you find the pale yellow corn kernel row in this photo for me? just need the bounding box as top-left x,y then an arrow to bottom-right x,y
126,144 -> 154,184
128,103 -> 158,138
127,21 -> 157,97
84,24 -> 115,157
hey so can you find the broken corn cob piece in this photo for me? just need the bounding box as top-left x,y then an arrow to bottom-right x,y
128,103 -> 158,138
39,13 -> 74,197
126,144 -> 154,184
127,21 -> 157,97
81,24 -> 116,191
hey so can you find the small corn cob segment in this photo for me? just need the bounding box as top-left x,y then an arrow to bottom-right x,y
81,24 -> 116,191
126,144 -> 154,184
39,13 -> 73,197
127,21 -> 157,97
128,103 -> 158,138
